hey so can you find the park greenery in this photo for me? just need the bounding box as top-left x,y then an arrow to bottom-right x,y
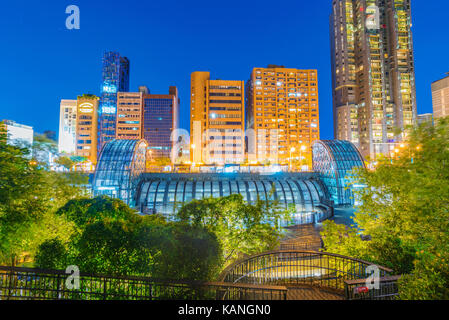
0,125 -> 88,267
5,116 -> 449,299
35,197 -> 223,281
177,194 -> 291,265
0,123 -> 287,281
321,117 -> 449,300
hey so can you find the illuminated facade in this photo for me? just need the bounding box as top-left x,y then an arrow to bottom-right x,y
76,94 -> 99,166
58,99 -> 77,154
116,92 -> 144,140
143,86 -> 179,161
92,140 -> 334,225
93,139 -> 147,205
431,74 -> 449,120
135,173 -> 332,225
190,72 -> 245,165
312,140 -> 365,206
246,66 -> 320,169
98,52 -> 130,153
331,0 -> 417,160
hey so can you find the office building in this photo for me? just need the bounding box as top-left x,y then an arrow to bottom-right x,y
58,99 -> 77,154
330,0 -> 417,160
190,72 -> 245,165
246,66 -> 320,169
143,86 -> 179,161
431,74 -> 449,120
116,91 -> 144,140
98,51 -> 130,153
76,94 -> 99,166
1,119 -> 34,149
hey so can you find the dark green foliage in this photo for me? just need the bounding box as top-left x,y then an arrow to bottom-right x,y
177,194 -> 289,265
56,196 -> 140,228
150,223 -> 222,281
34,239 -> 68,270
0,134 -> 84,266
37,196 -> 222,281
321,117 -> 449,300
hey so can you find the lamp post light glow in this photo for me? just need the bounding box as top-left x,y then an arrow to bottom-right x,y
289,147 -> 296,171
299,145 -> 307,171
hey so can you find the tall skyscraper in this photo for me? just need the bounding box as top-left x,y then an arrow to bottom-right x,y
143,86 -> 179,161
246,66 -> 320,169
76,94 -> 99,166
98,51 -> 130,153
58,99 -> 77,154
116,92 -> 144,140
431,74 -> 449,120
330,0 -> 417,160
190,72 -> 245,165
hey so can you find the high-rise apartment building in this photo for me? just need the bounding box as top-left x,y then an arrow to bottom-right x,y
143,86 -> 179,161
331,0 -> 417,159
76,94 -> 99,165
190,72 -> 245,165
431,74 -> 449,120
246,66 -> 320,168
58,99 -> 77,154
98,51 -> 130,153
116,92 -> 144,140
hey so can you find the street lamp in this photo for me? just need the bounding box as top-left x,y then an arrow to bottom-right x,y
299,145 -> 307,171
289,147 -> 296,171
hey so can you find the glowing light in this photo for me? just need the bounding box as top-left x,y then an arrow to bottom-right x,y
79,103 -> 94,113
101,106 -> 116,114
102,84 -> 117,94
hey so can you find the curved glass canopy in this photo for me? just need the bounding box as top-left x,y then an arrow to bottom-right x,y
312,140 -> 365,205
93,139 -> 147,205
135,173 -> 332,226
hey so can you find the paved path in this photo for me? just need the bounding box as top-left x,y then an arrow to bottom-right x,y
280,224 -> 323,251
286,285 -> 344,300
279,225 -> 346,300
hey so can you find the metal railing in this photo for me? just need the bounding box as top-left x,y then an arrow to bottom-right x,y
219,250 -> 393,294
0,266 -> 287,301
344,276 -> 401,300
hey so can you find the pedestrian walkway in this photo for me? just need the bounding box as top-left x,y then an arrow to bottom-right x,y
286,285 -> 344,300
280,224 -> 323,251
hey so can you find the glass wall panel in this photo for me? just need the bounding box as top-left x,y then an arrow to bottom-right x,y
312,140 -> 365,205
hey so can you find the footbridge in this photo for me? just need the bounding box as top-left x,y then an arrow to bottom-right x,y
219,250 -> 396,300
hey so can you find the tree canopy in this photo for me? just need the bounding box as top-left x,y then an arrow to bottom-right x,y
36,196 -> 222,281
321,117 -> 449,299
0,135 -> 86,266
177,194 -> 290,264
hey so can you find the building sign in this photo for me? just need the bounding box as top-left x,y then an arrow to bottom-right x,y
102,84 -> 117,94
101,106 -> 116,114
79,103 -> 94,113
366,5 -> 380,30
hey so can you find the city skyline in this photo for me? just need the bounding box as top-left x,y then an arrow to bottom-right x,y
1,0 -> 447,140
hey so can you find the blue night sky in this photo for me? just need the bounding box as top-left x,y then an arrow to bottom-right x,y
1,0 -> 448,139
